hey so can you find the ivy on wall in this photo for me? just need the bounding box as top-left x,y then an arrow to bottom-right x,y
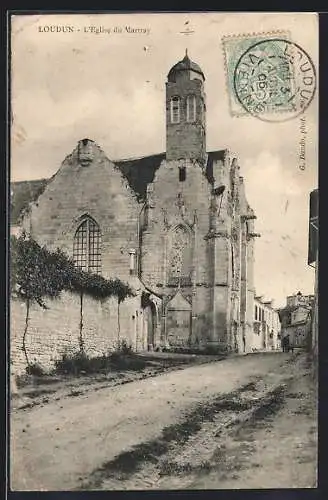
11,232 -> 135,366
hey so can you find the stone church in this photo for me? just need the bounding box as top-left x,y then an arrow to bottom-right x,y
11,52 -> 259,367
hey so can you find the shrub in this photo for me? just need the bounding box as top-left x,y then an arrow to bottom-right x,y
54,351 -> 91,375
109,352 -> 147,372
202,345 -> 227,355
16,373 -> 30,388
162,346 -> 187,354
26,362 -> 46,376
53,347 -> 148,375
113,339 -> 133,354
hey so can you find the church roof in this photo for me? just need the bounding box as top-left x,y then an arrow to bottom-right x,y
115,153 -> 165,202
10,151 -> 223,224
10,179 -> 48,225
168,53 -> 205,80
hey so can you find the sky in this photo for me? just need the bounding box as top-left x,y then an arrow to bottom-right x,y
10,12 -> 318,308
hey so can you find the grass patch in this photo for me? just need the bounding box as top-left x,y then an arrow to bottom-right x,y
159,460 -> 193,476
54,351 -> 149,376
239,381 -> 258,392
249,385 -> 286,422
287,391 -> 305,399
81,382 -> 265,488
16,374 -> 63,388
16,349 -> 226,391
69,389 -> 83,397
26,362 -> 46,377
293,405 -> 312,416
25,388 -> 57,399
81,440 -> 169,488
231,384 -> 287,439
159,459 -> 213,477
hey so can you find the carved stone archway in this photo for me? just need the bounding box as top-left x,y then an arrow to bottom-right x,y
166,290 -> 192,347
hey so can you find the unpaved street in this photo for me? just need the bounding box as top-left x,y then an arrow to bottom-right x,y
11,352 -> 317,491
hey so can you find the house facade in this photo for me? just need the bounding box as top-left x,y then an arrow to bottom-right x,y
278,292 -> 314,349
308,188 -> 318,363
251,296 -> 281,352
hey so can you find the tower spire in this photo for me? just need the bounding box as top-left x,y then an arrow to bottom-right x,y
166,53 -> 206,161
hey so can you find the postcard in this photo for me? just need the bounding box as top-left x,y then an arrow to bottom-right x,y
9,12 -> 318,491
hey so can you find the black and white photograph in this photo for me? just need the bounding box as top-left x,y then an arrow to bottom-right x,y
9,11 -> 319,491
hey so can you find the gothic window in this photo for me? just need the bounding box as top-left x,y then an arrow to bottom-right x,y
179,166 -> 186,182
168,226 -> 192,286
186,95 -> 196,122
170,96 -> 180,124
73,217 -> 101,273
255,305 -> 258,321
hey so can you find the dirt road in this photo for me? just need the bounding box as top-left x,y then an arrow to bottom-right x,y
10,352 -> 317,491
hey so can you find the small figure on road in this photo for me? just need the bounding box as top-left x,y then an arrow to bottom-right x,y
282,335 -> 290,353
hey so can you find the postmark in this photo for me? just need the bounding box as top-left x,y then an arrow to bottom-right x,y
232,38 -> 316,122
222,31 -> 291,117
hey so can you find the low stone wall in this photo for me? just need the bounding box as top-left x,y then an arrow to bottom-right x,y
10,291 -> 144,376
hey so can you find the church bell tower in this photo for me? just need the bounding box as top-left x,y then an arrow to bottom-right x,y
166,50 -> 206,162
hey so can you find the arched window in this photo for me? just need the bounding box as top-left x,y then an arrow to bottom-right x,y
73,217 -> 101,274
168,225 -> 192,286
186,95 -> 196,122
170,96 -> 180,124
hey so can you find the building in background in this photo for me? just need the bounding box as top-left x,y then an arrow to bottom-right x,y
252,295 -> 281,352
308,188 -> 318,364
278,292 -> 314,349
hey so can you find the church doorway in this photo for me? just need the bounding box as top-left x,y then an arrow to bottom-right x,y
143,302 -> 157,351
166,290 -> 192,347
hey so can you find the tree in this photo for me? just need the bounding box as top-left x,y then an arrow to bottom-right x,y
11,233 -> 66,366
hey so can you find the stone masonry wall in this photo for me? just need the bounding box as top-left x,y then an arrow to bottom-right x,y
141,159 -> 212,289
24,140 -> 140,283
166,78 -> 206,161
10,291 -> 143,376
211,153 -> 238,349
140,158 -> 215,343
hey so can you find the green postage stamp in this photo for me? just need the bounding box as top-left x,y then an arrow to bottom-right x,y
222,31 -> 291,117
222,30 -> 316,122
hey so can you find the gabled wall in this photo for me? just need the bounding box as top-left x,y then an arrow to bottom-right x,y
11,140 -> 149,375
23,139 -> 141,283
